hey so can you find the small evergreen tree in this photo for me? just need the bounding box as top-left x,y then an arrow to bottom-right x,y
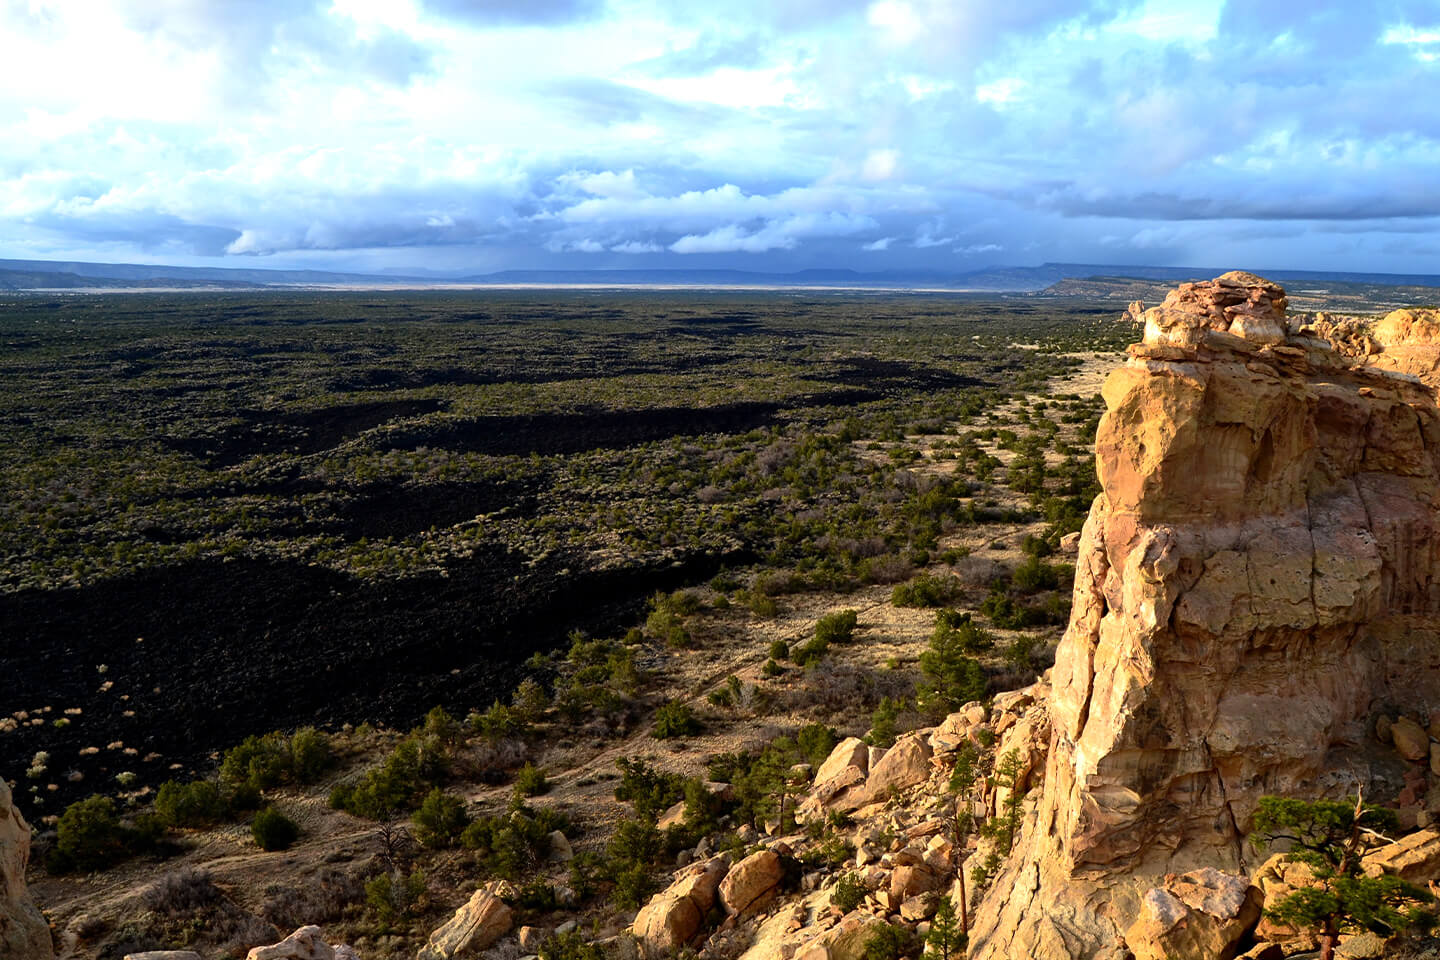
1253,794 -> 1437,960
925,895 -> 966,960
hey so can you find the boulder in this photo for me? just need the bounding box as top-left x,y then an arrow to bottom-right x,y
547,830 -> 574,862
632,857 -> 728,954
859,733 -> 932,804
1360,829 -> 1440,883
1123,869 -> 1260,960
1253,853 -> 1319,950
418,886 -> 513,960
793,913 -> 889,960
1392,717 -> 1430,761
889,863 -> 941,902
656,801 -> 687,832
718,850 -> 784,916
246,927 -> 340,960
814,737 -> 869,785
1,776 -> 52,960
518,927 -> 546,952
928,706 -> 985,755
1335,931 -> 1388,959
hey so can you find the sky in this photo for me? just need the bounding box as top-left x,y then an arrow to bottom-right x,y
1,0 -> 1438,277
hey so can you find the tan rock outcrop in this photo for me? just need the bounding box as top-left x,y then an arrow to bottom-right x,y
246,926 -> 353,960
1360,828 -> 1440,883
719,850 -> 783,916
631,857 -> 728,955
858,733 -> 932,804
1123,868 -> 1260,960
418,885 -> 513,960
968,273 -> 1440,959
2,776 -> 52,960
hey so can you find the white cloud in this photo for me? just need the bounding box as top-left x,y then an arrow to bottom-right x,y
867,0 -> 925,46
861,148 -> 900,181
862,236 -> 894,250
671,212 -> 875,254
975,78 -> 1025,106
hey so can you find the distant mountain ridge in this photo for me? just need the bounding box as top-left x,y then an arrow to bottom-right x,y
1,257 -> 1438,294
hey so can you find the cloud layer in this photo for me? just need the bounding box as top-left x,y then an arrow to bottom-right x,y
1,0 -> 1437,273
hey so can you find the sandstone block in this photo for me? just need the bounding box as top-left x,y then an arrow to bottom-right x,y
246,927 -> 336,960
1361,829 -> 1440,884
1393,717 -> 1430,761
1124,869 -> 1259,960
860,733 -> 932,803
719,850 -> 783,915
418,886 -> 513,960
632,856 -> 729,954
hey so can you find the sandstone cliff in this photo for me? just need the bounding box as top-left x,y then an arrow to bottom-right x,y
3,775 -> 53,960
970,273 -> 1440,958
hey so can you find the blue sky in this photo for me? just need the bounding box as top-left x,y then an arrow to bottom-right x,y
1,0 -> 1437,275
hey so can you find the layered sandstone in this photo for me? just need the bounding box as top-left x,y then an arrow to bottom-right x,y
971,273 -> 1440,958
2,775 -> 52,960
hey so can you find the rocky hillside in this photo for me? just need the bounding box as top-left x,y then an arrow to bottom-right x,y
7,276 -> 1440,960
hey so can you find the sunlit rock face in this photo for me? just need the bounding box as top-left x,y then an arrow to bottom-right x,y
2,776 -> 53,960
969,273 -> 1440,959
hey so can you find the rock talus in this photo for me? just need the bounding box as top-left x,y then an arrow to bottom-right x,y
969,273 -> 1440,959
2,775 -> 53,960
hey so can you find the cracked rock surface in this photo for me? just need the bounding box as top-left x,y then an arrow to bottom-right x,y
969,273 -> 1440,959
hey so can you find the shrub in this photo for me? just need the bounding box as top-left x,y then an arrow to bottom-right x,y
288,728 -> 332,782
329,734 -> 447,819
422,706 -> 462,746
219,728 -> 331,796
814,609 -> 859,646
365,869 -> 426,929
514,763 -> 549,798
539,930 -> 606,960
251,807 -> 300,851
219,733 -> 290,793
1010,555 -> 1063,594
769,639 -> 790,661
796,723 -> 838,768
864,923 -> 917,960
461,804 -> 570,879
412,789 -> 471,849
143,867 -> 222,915
154,779 -> 224,828
652,701 -> 702,740
614,757 -> 686,821
470,700 -> 525,742
891,573 -> 958,608
868,697 -> 903,748
51,795 -> 134,872
932,610 -> 993,653
833,872 -> 867,912
791,635 -> 829,668
512,678 -> 549,722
